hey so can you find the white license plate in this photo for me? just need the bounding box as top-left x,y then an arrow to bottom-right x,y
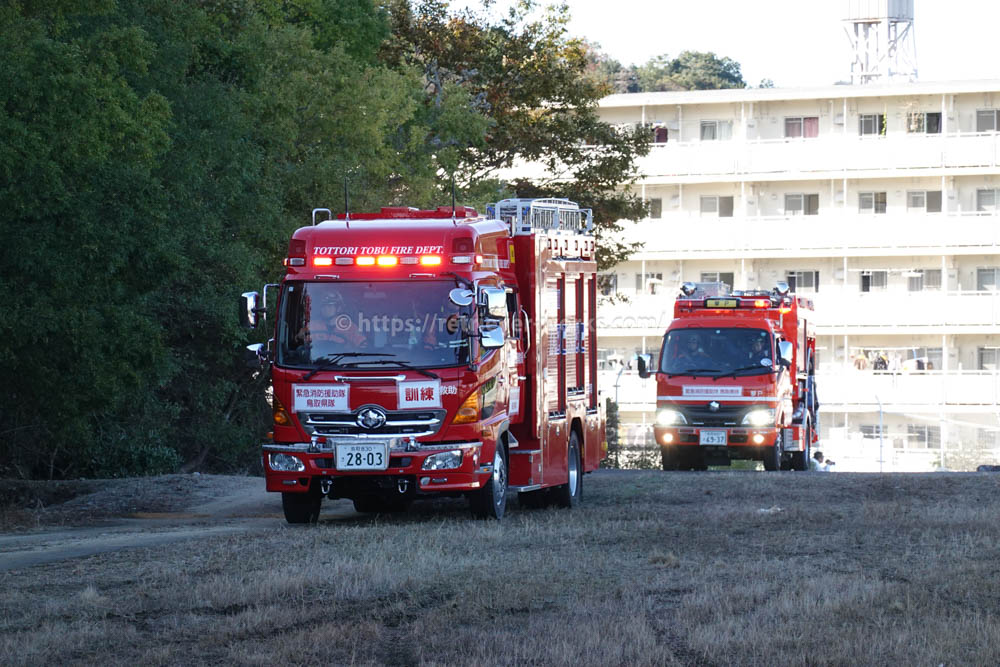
699,430 -> 727,446
336,443 -> 389,470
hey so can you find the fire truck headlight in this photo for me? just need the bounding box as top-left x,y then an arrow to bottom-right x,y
742,409 -> 775,427
422,450 -> 463,470
269,453 -> 305,472
656,409 -> 686,426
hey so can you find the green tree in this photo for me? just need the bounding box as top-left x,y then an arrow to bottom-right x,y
636,50 -> 746,92
381,0 -> 649,270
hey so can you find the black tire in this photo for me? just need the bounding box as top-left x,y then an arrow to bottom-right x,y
661,447 -> 680,471
282,491 -> 322,524
791,420 -> 811,471
554,431 -> 583,508
470,439 -> 508,519
762,431 -> 782,472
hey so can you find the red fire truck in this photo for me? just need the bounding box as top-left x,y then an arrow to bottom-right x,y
638,282 -> 818,471
240,198 -> 605,522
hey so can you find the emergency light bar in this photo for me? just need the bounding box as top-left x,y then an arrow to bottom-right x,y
299,253 -> 470,268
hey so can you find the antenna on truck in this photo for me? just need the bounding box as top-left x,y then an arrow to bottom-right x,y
343,177 -> 350,223
451,178 -> 457,224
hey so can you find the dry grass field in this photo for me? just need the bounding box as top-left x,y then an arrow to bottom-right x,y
2,469 -> 1000,666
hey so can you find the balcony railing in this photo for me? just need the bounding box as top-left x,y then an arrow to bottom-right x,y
813,290 -> 1000,330
598,369 -> 1000,412
637,132 -> 1000,181
623,211 -> 1000,257
596,291 -> 1000,332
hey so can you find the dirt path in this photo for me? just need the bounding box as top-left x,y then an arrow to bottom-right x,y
0,475 -> 357,571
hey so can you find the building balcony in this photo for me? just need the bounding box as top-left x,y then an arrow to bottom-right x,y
813,290 -> 1000,333
597,291 -> 1000,335
598,370 -> 1000,415
637,132 -> 1000,183
624,211 -> 1000,260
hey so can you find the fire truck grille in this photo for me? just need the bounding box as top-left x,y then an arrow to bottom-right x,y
684,405 -> 745,427
301,410 -> 447,438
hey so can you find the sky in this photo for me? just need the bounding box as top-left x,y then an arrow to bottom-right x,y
452,0 -> 1000,88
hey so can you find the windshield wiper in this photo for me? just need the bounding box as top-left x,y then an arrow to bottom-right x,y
667,367 -> 721,378
302,353 -> 395,380
341,358 -> 440,379
713,364 -> 775,381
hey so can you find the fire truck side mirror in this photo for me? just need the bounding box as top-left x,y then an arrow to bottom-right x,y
778,340 -> 794,367
244,342 -> 270,368
449,288 -> 475,307
636,355 -> 651,379
480,324 -> 505,349
240,291 -> 261,329
479,287 -> 508,319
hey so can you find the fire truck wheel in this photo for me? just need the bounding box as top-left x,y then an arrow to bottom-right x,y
791,420 -> 812,471
469,440 -> 508,519
554,431 -> 582,509
281,490 -> 322,524
762,431 -> 782,472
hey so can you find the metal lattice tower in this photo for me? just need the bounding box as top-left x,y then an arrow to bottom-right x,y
843,0 -> 918,84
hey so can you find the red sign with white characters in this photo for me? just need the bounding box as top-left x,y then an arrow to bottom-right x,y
292,384 -> 349,411
398,380 -> 441,408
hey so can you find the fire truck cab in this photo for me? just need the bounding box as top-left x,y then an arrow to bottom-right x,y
240,198 -> 604,522
639,281 -> 818,471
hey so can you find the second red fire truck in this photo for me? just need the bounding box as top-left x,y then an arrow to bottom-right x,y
241,198 -> 605,522
639,282 -> 818,471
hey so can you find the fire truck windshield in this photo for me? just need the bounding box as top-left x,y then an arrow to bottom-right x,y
277,281 -> 470,369
661,328 -> 773,376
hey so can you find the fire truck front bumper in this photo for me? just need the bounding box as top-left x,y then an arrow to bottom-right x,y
652,426 -> 805,451
653,426 -> 781,449
261,440 -> 491,495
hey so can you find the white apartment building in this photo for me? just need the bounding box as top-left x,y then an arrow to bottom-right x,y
595,79 -> 1000,471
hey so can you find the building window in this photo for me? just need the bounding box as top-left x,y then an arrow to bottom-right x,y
859,192 -> 887,214
977,189 -> 998,212
860,424 -> 883,439
785,193 -> 819,215
907,269 -> 942,292
651,126 -> 668,143
648,198 -> 662,218
904,346 -> 942,370
976,109 -> 999,132
860,270 -> 887,292
786,270 -> 819,293
700,120 -> 732,141
907,190 -> 942,213
978,348 -> 999,370
859,113 -> 886,136
976,268 -> 1000,291
784,116 -> 819,138
597,273 -> 617,296
906,112 -> 942,134
700,271 -> 734,291
699,195 -> 734,217
907,424 -> 941,448
635,272 -> 663,295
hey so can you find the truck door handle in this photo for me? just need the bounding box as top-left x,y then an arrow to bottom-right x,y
520,307 -> 531,352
